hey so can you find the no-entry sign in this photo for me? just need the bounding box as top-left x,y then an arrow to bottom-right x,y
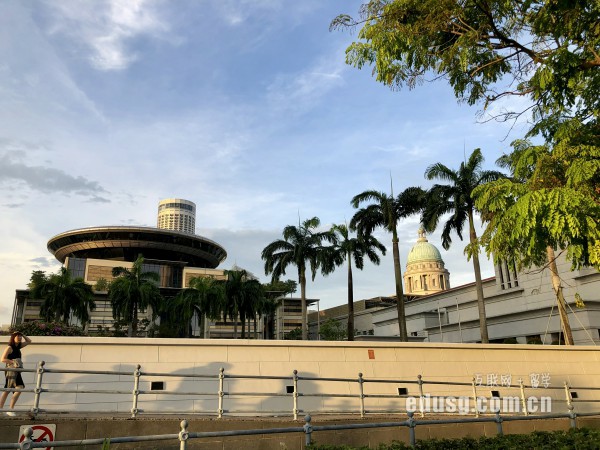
18,424 -> 55,450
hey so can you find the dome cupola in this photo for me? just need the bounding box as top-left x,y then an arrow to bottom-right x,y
404,227 -> 450,296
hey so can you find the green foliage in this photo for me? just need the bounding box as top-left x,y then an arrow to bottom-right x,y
262,279 -> 297,298
475,129 -> 600,271
9,321 -> 87,336
29,267 -> 96,325
350,187 -> 426,341
168,276 -> 225,338
94,278 -> 109,292
262,217 -> 334,340
502,337 -> 517,344
422,149 -> 503,343
308,428 -> 600,449
284,327 -> 303,340
319,318 -> 346,341
223,270 -> 265,339
323,223 -> 386,341
108,256 -> 163,337
332,0 -> 600,123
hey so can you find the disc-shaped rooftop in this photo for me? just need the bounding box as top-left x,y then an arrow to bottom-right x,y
47,226 -> 227,268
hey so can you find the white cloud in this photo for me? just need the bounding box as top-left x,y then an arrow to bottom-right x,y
267,54 -> 346,115
44,0 -> 169,71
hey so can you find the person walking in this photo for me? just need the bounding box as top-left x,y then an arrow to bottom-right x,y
1,332 -> 31,415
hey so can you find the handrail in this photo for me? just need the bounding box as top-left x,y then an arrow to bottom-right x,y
3,410 -> 599,449
1,361 -> 598,419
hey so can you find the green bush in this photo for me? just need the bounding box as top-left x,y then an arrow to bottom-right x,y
307,428 -> 600,450
6,321 -> 87,337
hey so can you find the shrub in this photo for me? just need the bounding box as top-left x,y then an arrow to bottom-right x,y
307,428 -> 600,450
7,321 -> 87,337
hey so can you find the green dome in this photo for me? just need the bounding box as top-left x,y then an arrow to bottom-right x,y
406,228 -> 443,264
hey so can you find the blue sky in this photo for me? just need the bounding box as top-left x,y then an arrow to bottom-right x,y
0,0 -> 530,324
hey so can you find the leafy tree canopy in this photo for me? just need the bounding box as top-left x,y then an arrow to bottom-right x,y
474,120 -> 600,270
262,279 -> 298,298
332,0 -> 600,122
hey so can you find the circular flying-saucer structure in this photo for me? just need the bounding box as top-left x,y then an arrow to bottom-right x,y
47,226 -> 227,268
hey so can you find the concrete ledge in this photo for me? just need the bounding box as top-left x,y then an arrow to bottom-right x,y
1,415 -> 598,450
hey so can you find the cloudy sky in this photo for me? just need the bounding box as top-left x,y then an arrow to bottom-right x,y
0,0 -> 530,325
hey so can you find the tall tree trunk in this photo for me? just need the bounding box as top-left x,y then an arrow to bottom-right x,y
468,210 -> 489,343
241,312 -> 246,339
392,229 -> 408,341
300,266 -> 308,340
547,246 -> 574,345
347,256 -> 355,341
130,306 -> 137,338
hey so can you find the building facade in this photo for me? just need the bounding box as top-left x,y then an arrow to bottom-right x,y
309,230 -> 600,345
157,198 -> 196,234
11,200 -> 307,339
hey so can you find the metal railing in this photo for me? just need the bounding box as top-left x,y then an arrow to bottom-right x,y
3,410 -> 600,449
1,361 -> 599,419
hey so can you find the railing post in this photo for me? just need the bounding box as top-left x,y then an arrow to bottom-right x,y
131,364 -> 141,418
179,419 -> 189,450
417,375 -> 425,417
471,377 -> 480,418
303,414 -> 312,447
31,361 -> 45,418
358,372 -> 365,418
407,410 -> 416,447
564,381 -> 573,412
218,367 -> 224,419
494,410 -> 503,436
518,378 -> 528,416
19,427 -> 33,450
293,370 -> 299,421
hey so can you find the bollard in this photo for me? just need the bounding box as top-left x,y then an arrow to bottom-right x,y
31,361 -> 45,418
564,381 -> 573,412
293,370 -> 299,421
494,410 -> 503,436
131,364 -> 141,418
471,377 -> 480,418
568,405 -> 577,429
179,419 -> 189,450
406,410 -> 416,447
417,375 -> 425,417
19,427 -> 33,450
218,367 -> 225,419
358,372 -> 365,418
518,378 -> 528,416
303,414 -> 312,447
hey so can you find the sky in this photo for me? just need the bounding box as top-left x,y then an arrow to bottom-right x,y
0,0 -> 532,325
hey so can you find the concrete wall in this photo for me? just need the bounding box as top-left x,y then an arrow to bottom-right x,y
9,338 -> 600,416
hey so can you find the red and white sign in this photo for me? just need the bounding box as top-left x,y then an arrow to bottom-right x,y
18,424 -> 55,450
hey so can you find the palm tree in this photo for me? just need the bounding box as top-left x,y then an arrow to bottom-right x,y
323,224 -> 386,341
223,269 -> 264,339
31,267 -> 95,325
174,276 -> 225,338
350,187 -> 426,341
109,255 -> 163,337
422,148 -> 504,343
262,217 -> 333,340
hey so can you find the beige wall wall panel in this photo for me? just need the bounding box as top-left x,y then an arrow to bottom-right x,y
227,345 -> 290,363
288,346 -> 346,362
157,345 -> 228,364
15,338 -> 600,414
258,362 -> 306,377
80,344 -> 159,363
